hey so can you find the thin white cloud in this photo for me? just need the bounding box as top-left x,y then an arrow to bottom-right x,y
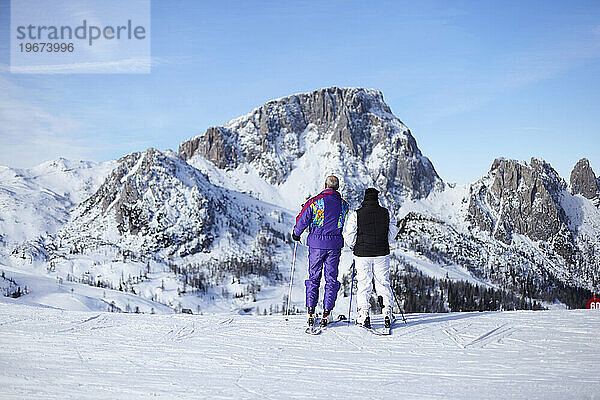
421,31 -> 600,120
0,72 -> 96,167
0,53 -> 177,168
0,75 -> 166,169
9,57 -> 155,74
8,56 -> 173,74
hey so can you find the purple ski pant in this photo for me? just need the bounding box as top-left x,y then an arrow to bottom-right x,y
305,247 -> 342,310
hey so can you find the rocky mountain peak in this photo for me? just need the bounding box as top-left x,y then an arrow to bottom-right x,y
179,86 -> 396,164
56,147 -> 290,265
62,147 -> 219,256
468,158 -> 573,258
179,87 -> 443,203
570,158 -> 599,205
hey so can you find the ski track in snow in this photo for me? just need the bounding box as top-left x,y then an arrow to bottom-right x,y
0,304 -> 599,399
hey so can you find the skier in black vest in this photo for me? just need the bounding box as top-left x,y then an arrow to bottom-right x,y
343,187 -> 399,329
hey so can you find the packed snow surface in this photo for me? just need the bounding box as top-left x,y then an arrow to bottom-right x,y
1,303 -> 598,399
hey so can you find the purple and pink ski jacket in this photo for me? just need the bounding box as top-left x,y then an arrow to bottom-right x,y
293,189 -> 349,249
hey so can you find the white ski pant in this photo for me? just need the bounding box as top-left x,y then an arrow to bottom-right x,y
354,255 -> 393,312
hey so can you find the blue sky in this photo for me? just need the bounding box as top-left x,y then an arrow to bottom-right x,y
1,0 -> 599,183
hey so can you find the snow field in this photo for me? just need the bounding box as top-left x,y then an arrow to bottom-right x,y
1,303 -> 598,399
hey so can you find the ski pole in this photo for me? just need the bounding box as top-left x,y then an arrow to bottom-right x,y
285,241 -> 298,317
347,260 -> 355,325
391,286 -> 407,324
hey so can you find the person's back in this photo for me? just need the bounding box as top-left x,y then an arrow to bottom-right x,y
300,189 -> 348,249
354,200 -> 390,257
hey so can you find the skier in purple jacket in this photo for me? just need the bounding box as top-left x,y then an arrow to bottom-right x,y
293,175 -> 349,328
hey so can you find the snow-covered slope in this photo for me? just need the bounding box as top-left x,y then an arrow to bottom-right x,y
0,158 -> 115,263
41,148 -> 301,314
0,263 -> 173,313
1,302 -> 598,399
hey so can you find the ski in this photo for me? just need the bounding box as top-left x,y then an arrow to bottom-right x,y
305,325 -> 322,335
356,322 -> 389,336
322,315 -> 347,329
304,315 -> 347,335
354,316 -> 396,335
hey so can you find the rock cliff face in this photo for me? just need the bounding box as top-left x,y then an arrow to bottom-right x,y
570,158 -> 599,206
178,127 -> 239,170
467,158 -> 575,261
179,87 -> 443,204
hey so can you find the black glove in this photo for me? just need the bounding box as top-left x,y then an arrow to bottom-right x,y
292,233 -> 301,242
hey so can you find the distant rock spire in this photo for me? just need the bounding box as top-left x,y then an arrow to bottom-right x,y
570,158 -> 600,206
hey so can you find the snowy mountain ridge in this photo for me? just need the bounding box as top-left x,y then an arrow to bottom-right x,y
1,86 -> 599,315
393,157 -> 600,304
0,158 -> 116,262
40,147 -> 296,314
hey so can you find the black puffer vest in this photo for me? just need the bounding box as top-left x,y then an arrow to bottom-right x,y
353,199 -> 390,257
